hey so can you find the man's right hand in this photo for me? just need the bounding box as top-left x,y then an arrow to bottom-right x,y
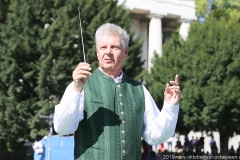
72,62 -> 92,93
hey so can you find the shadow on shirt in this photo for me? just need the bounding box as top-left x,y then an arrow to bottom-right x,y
74,107 -> 121,158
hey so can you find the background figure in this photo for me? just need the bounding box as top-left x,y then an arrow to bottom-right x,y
142,140 -> 149,160
190,136 -> 195,152
210,137 -> 218,156
183,135 -> 189,151
228,145 -> 235,156
155,150 -> 162,160
198,134 -> 204,153
159,143 -> 165,153
175,137 -> 182,153
236,144 -> 240,157
152,144 -> 158,153
147,146 -> 156,160
166,137 -> 173,152
194,137 -> 199,154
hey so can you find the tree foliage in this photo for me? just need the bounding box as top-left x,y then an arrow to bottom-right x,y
196,0 -> 240,22
0,0 -> 143,159
146,18 -> 240,155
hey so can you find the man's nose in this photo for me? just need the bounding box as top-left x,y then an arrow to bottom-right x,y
105,47 -> 112,55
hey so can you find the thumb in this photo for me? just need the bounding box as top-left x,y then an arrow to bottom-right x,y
164,83 -> 169,94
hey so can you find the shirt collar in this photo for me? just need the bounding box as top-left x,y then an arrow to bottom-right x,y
98,67 -> 123,83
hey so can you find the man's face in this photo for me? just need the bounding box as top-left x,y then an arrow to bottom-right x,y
96,34 -> 129,75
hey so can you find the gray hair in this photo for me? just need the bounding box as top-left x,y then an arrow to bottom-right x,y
95,23 -> 130,49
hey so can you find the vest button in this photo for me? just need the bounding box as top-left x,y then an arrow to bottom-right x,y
117,85 -> 120,88
122,140 -> 125,143
121,111 -> 124,114
119,93 -> 122,96
120,102 -> 123,105
122,120 -> 125,124
122,130 -> 125,133
122,150 -> 125,153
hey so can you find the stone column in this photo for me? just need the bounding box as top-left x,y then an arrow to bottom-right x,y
130,19 -> 148,70
148,14 -> 163,71
179,19 -> 191,40
141,22 -> 148,70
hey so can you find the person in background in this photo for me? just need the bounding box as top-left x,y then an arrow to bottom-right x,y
183,135 -> 189,151
210,137 -> 217,156
228,145 -> 235,156
198,134 -> 204,153
175,137 -> 182,153
54,23 -> 181,160
166,136 -> 173,152
236,143 -> 240,157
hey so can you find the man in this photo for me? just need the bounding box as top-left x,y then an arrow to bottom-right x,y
210,137 -> 217,155
54,23 -> 181,160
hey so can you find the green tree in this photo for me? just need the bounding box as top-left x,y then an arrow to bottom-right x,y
146,19 -> 240,155
196,0 -> 240,22
144,33 -> 190,135
0,0 -> 9,23
0,1 -> 49,159
0,0 -> 143,159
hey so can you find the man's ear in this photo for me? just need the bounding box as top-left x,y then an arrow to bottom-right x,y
96,49 -> 99,59
125,46 -> 129,57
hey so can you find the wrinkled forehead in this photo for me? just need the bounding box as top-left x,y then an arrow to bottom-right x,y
97,34 -> 122,47
99,33 -> 121,41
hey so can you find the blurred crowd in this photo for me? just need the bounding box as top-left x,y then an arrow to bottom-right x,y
141,135 -> 240,160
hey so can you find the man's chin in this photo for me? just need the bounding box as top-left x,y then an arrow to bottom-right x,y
102,67 -> 113,72
101,65 -> 114,70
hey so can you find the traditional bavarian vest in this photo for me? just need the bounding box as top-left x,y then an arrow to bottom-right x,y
74,69 -> 145,160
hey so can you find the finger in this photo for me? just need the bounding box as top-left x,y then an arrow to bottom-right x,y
73,69 -> 90,77
169,86 -> 180,90
73,67 -> 91,79
169,87 -> 181,92
74,70 -> 92,80
169,89 -> 181,99
167,89 -> 177,99
76,65 -> 92,72
77,62 -> 90,67
74,74 -> 90,84
75,62 -> 91,71
75,74 -> 89,80
170,81 -> 178,86
78,70 -> 92,76
175,74 -> 179,84
172,90 -> 176,98
164,83 -> 170,94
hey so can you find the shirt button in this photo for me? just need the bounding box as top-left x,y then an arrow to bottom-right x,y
123,150 -> 125,153
119,93 -> 122,96
122,140 -> 125,143
120,102 -> 123,105
121,111 -> 124,114
122,130 -> 125,133
122,121 -> 125,124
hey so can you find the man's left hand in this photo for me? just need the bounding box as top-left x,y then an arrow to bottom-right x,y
164,75 -> 181,105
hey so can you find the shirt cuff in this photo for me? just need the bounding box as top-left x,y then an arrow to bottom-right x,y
69,81 -> 83,96
162,100 -> 179,113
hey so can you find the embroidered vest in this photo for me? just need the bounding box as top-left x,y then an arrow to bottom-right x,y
74,69 -> 145,160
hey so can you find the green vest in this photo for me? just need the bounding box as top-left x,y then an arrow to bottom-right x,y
74,69 -> 145,160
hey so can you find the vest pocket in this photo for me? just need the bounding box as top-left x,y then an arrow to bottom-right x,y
90,145 -> 102,150
91,100 -> 103,104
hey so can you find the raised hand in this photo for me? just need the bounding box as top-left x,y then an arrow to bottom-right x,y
72,62 -> 92,93
164,75 -> 181,104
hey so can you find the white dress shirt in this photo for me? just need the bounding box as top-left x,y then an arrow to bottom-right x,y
54,69 -> 179,145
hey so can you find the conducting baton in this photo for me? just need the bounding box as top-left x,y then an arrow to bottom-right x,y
78,7 -> 86,62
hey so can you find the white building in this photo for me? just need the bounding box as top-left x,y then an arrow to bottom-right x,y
118,0 -> 196,70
